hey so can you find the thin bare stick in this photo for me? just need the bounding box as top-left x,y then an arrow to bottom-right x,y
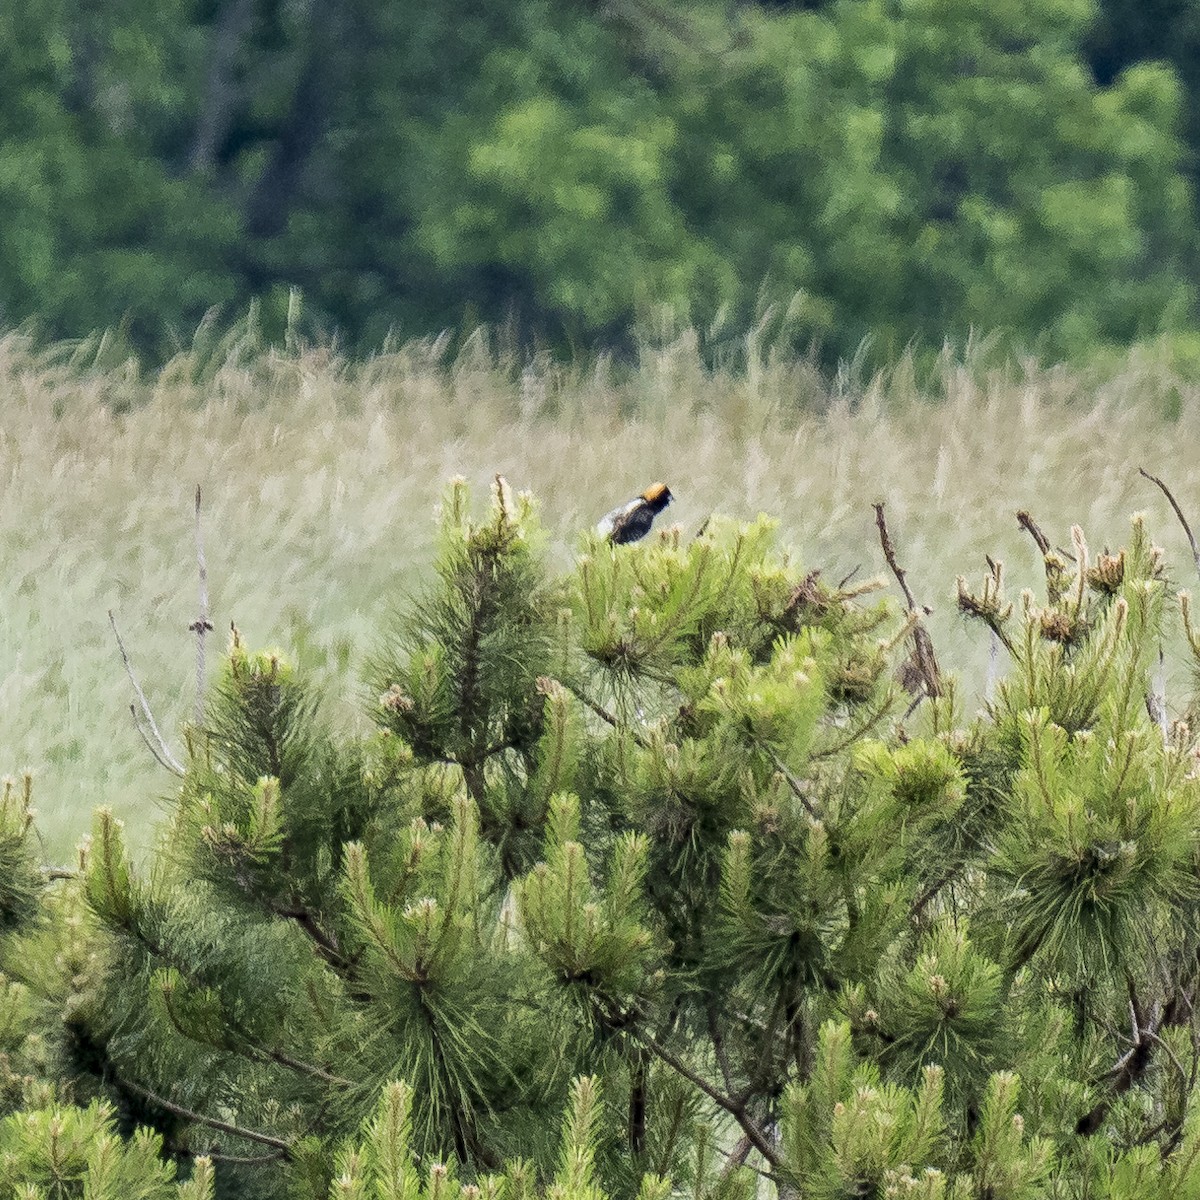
110,613 -> 185,776
130,703 -> 184,776
1137,469 -> 1196,739
1140,467 -> 1200,583
190,485 -> 215,725
116,1074 -> 292,1153
873,503 -> 942,699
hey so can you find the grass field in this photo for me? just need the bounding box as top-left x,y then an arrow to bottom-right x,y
4,325 -> 1200,858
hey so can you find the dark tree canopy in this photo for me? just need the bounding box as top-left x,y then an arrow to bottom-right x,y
1,0 -> 1198,360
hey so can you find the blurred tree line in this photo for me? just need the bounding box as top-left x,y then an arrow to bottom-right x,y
2,0 -> 1199,360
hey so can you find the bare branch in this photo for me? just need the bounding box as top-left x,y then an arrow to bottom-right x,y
1140,467 -> 1200,583
873,503 -> 942,699
130,704 -> 183,776
190,485 -> 215,725
633,1028 -> 778,1167
116,1074 -> 292,1154
109,615 -> 185,776
563,683 -> 651,749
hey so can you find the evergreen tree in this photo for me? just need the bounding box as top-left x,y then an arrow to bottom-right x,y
16,481 -> 1200,1196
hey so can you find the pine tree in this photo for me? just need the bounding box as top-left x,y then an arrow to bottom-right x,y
15,480 -> 1200,1197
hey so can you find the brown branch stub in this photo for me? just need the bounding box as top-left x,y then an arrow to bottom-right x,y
873,503 -> 942,699
110,612 -> 185,776
1140,467 -> 1200,583
1016,510 -> 1052,556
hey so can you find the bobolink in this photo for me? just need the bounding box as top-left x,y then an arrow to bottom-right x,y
597,483 -> 673,544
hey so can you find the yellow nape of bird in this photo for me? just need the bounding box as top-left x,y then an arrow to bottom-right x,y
596,482 -> 674,544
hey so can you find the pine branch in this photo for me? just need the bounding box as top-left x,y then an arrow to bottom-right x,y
116,1073 -> 293,1154
633,1027 -> 778,1167
412,984 -> 500,1169
910,868 -> 959,922
629,1045 -> 648,1154
182,1145 -> 288,1166
136,919 -> 353,1089
716,1137 -> 771,1181
1077,980 -> 1163,1135
271,901 -> 350,970
809,692 -> 895,760
252,1043 -> 352,1088
706,1002 -> 739,1100
562,682 -> 650,748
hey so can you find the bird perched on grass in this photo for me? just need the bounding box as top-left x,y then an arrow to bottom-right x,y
597,483 -> 673,544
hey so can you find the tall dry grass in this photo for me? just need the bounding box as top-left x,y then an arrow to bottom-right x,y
2,324 -> 1199,855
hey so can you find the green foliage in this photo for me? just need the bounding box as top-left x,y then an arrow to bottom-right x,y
1,0 -> 1197,357
0,1100 -> 214,1198
19,485 -> 1200,1196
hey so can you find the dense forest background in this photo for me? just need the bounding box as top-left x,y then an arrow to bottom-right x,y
5,0 -> 1200,362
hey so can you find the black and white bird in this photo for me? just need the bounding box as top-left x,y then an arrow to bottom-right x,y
597,483 -> 673,544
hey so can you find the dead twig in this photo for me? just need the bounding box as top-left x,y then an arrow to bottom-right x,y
129,703 -> 183,775
1140,467 -> 1200,583
190,485 -> 215,725
110,612 -> 185,776
873,503 -> 942,699
1136,468 -> 1193,740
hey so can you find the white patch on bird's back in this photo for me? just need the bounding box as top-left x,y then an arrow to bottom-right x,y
597,497 -> 639,537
